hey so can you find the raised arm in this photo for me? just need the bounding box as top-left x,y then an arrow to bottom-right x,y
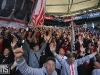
13,48 -> 39,75
22,40 -> 30,53
20,27 -> 31,53
50,42 -> 66,66
39,35 -> 50,54
39,43 -> 47,54
77,47 -> 100,66
11,38 -> 18,50
30,32 -> 37,43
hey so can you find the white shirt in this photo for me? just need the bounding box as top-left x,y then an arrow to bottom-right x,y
56,55 -> 67,70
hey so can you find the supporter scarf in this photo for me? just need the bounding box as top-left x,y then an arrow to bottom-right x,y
69,64 -> 75,75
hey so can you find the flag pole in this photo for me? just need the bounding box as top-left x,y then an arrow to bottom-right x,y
71,17 -> 75,52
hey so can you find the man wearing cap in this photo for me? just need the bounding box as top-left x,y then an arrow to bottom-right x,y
13,48 -> 57,75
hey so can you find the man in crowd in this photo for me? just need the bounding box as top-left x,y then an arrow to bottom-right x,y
13,48 -> 57,75
50,42 -> 100,75
22,35 -> 50,68
0,26 -> 99,75
92,53 -> 100,75
56,48 -> 67,75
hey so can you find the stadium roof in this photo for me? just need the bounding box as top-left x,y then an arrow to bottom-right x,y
46,0 -> 100,16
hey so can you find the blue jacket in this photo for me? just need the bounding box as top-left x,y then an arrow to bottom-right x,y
16,58 -> 57,75
23,41 -> 47,68
55,54 -> 90,75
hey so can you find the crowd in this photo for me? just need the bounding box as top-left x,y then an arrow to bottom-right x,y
0,26 -> 100,75
94,23 -> 100,32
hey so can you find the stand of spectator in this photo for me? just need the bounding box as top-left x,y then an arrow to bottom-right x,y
0,26 -> 100,75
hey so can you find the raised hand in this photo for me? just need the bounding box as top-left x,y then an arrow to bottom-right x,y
13,48 -> 24,60
0,36 -> 3,43
49,42 -> 56,54
11,37 -> 17,49
21,31 -> 26,40
80,45 -> 85,56
97,46 -> 100,54
78,36 -> 83,45
80,45 -> 85,52
68,34 -> 71,41
44,35 -> 50,43
97,40 -> 100,48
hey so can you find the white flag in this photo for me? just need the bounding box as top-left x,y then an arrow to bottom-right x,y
31,0 -> 46,26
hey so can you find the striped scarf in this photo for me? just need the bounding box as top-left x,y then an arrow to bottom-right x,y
69,64 -> 75,75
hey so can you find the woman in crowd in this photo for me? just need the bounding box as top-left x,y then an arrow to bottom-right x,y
0,48 -> 14,65
0,47 -> 14,75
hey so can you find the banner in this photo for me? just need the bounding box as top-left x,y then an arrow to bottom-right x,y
0,0 -> 34,28
45,12 -> 100,22
88,12 -> 100,18
64,17 -> 72,22
31,0 -> 46,26
44,16 -> 53,20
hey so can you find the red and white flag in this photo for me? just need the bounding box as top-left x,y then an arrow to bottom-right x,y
31,0 -> 46,26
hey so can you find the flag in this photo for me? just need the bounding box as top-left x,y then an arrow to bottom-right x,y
70,20 -> 75,52
31,0 -> 46,26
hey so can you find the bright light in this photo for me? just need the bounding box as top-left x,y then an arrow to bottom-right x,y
89,10 -> 92,11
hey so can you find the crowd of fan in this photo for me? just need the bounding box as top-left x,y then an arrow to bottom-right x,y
0,26 -> 100,75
